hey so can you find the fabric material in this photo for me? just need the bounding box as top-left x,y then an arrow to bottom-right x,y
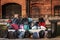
24,24 -> 29,30
7,23 -> 13,29
47,29 -> 52,38
28,18 -> 32,22
24,30 -> 31,38
6,23 -> 10,27
40,26 -> 46,30
7,31 -> 15,39
32,32 -> 39,39
38,22 -> 46,27
7,19 -> 12,23
32,26 -> 38,30
24,22 -> 28,25
18,18 -> 23,25
18,31 -> 25,38
22,18 -> 28,24
11,24 -> 19,30
19,24 -> 24,29
39,30 -> 45,38
12,18 -> 19,24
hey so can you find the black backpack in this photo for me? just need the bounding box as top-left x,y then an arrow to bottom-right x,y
39,30 -> 45,38
7,31 -> 15,39
18,18 -> 23,25
47,29 -> 52,38
13,30 -> 20,38
22,18 -> 29,24
24,30 -> 32,38
0,30 -> 8,38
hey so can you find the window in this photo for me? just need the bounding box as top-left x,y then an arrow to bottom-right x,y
54,6 -> 60,16
30,6 -> 40,18
2,3 -> 22,19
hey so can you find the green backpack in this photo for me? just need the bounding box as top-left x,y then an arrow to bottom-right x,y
24,24 -> 29,30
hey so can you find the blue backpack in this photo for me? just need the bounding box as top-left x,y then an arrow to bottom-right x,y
18,31 -> 25,38
24,24 -> 29,30
33,32 -> 39,39
12,18 -> 19,24
28,18 -> 32,22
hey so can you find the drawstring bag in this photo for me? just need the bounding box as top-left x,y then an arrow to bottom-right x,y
19,24 -> 24,29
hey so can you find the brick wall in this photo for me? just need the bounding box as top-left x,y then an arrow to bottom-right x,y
0,0 -> 60,18
1,0 -> 26,18
30,0 -> 60,17
0,0 -> 2,18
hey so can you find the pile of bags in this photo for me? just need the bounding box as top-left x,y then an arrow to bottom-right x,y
7,30 -> 45,39
6,18 -> 52,39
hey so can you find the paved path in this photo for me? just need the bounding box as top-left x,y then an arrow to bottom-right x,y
0,38 -> 60,40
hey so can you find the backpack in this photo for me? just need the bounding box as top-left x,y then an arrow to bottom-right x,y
6,23 -> 10,27
24,30 -> 31,38
47,29 -> 52,38
7,31 -> 15,39
24,22 -> 28,25
38,22 -> 46,27
19,24 -> 24,29
0,30 -> 8,38
18,31 -> 25,38
24,24 -> 29,30
14,30 -> 20,38
32,32 -> 39,39
39,30 -> 45,38
28,18 -> 32,22
7,23 -> 13,29
6,23 -> 12,29
11,24 -> 19,30
32,26 -> 38,30
7,19 -> 12,23
18,18 -> 23,25
22,18 -> 28,22
12,18 -> 19,24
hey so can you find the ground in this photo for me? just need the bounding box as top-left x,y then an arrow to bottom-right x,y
0,38 -> 60,40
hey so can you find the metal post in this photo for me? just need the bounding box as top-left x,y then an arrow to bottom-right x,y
26,0 -> 30,17
51,0 -> 52,16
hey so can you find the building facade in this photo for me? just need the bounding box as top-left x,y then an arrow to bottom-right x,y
1,0 -> 26,18
0,0 -> 60,18
30,0 -> 60,18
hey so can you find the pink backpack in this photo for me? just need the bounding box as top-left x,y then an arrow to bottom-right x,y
19,24 -> 24,29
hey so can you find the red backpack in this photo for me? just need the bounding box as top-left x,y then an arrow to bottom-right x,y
38,22 -> 46,27
7,19 -> 12,23
11,24 -> 19,30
